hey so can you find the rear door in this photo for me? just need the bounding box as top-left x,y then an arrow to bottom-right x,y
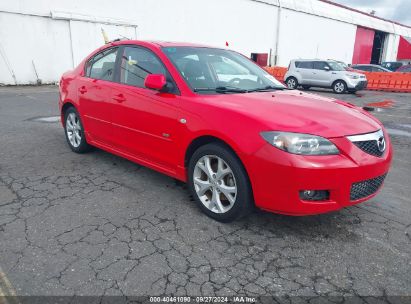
295,61 -> 314,84
78,47 -> 119,145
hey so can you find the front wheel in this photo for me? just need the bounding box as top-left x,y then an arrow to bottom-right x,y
188,143 -> 253,222
332,80 -> 347,94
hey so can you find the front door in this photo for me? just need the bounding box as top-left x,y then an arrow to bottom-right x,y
109,45 -> 181,172
312,61 -> 332,86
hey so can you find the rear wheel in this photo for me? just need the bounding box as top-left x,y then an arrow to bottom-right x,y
64,107 -> 91,153
188,143 -> 253,222
332,80 -> 347,94
286,77 -> 298,89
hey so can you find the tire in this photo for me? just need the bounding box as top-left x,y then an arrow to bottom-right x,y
302,85 -> 311,90
332,80 -> 347,94
64,107 -> 92,153
286,77 -> 298,89
188,143 -> 253,222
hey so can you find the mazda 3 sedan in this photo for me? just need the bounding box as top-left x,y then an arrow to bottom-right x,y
59,40 -> 392,222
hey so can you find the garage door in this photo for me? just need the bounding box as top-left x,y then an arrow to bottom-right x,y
352,27 -> 375,64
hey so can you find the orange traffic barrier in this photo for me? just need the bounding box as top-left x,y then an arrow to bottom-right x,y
264,66 -> 411,93
264,66 -> 287,83
359,71 -> 411,93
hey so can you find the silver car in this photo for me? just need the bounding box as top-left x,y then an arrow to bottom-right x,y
284,60 -> 367,94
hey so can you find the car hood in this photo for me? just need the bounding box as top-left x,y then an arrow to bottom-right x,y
201,90 -> 381,138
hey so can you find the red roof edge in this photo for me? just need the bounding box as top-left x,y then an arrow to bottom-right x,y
319,0 -> 411,30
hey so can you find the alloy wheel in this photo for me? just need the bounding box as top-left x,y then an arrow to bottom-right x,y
193,155 -> 237,214
287,78 -> 297,89
334,82 -> 345,93
66,112 -> 82,148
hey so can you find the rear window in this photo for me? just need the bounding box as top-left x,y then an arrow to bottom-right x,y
353,65 -> 371,72
295,61 -> 313,69
86,48 -> 118,81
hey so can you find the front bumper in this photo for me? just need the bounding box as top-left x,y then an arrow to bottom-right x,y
346,78 -> 368,90
245,131 -> 392,215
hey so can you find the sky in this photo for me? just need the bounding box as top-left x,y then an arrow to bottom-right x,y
330,0 -> 411,26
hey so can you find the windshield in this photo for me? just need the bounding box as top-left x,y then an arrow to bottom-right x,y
162,47 -> 285,94
327,61 -> 345,71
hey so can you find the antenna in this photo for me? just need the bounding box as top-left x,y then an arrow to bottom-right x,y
118,34 -> 131,40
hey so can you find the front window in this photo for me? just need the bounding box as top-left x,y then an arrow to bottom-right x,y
119,46 -> 166,87
327,61 -> 345,71
162,47 -> 285,94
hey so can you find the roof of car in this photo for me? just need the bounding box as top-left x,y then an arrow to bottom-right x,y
112,39 -> 216,48
352,64 -> 380,67
292,59 -> 336,62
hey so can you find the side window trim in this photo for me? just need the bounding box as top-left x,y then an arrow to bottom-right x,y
84,47 -> 119,81
117,45 -> 180,95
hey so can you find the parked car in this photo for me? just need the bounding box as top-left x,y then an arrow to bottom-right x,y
59,41 -> 392,222
284,59 -> 367,93
381,61 -> 404,71
351,64 -> 392,72
396,64 -> 411,72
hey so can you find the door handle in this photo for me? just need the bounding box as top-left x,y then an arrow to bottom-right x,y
78,86 -> 87,94
113,94 -> 126,103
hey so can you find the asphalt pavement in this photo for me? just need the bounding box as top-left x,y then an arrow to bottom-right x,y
0,86 -> 410,301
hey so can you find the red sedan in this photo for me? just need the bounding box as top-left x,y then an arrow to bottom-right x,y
59,40 -> 392,222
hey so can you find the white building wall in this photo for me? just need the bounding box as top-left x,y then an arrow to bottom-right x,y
276,9 -> 357,67
1,0 -> 411,84
382,33 -> 400,62
0,0 -> 279,85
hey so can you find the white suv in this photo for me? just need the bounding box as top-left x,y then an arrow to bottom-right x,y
284,60 -> 367,94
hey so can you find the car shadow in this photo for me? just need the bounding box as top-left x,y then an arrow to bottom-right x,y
88,147 -> 364,243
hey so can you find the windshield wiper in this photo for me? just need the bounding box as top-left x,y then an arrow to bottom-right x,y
194,86 -> 248,93
247,85 -> 283,92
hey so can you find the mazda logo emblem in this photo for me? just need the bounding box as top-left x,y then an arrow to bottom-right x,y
377,136 -> 386,152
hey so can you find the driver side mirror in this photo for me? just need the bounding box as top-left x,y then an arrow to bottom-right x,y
144,74 -> 167,91
324,66 -> 330,71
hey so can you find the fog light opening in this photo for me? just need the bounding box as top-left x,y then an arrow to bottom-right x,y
299,190 -> 330,201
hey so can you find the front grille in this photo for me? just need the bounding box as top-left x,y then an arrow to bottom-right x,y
347,129 -> 386,157
353,140 -> 384,157
350,174 -> 387,201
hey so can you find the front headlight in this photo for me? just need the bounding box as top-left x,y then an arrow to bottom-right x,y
261,132 -> 339,155
346,74 -> 359,79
